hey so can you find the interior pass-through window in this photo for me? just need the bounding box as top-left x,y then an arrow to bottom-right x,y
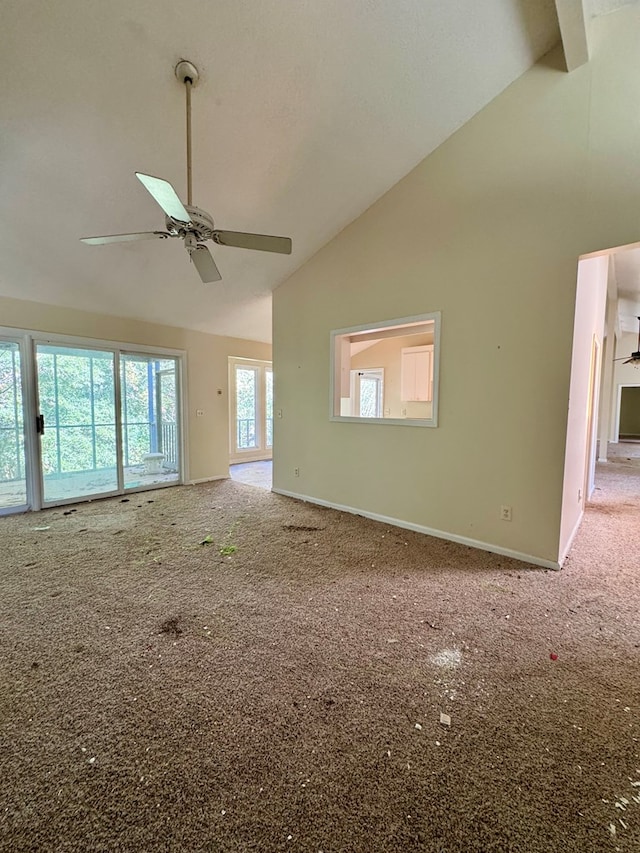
330,312 -> 440,427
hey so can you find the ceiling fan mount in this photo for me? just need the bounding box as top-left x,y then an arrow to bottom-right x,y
174,59 -> 199,87
81,58 -> 292,283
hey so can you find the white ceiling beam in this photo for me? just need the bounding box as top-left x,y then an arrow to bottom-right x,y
555,0 -> 590,71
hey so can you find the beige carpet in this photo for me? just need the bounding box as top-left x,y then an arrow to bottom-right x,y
607,441 -> 640,470
0,465 -> 638,852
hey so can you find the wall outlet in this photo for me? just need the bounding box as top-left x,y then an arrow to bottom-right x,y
578,488 -> 582,502
277,409 -> 283,418
196,409 -> 204,417
294,467 -> 300,477
500,505 -> 512,522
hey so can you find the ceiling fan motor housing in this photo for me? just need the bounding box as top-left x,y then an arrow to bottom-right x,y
165,205 -> 214,241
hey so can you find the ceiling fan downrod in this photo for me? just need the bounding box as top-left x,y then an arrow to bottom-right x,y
80,57 -> 291,284
175,60 -> 199,207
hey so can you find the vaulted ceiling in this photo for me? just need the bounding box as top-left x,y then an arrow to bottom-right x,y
0,1 -> 637,343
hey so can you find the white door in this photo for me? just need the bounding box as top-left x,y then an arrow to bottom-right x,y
230,359 -> 273,462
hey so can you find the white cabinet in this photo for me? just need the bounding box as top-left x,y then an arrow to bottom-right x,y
401,345 -> 433,402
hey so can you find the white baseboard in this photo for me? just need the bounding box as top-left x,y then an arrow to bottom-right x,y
188,475 -> 228,485
272,487 -> 561,571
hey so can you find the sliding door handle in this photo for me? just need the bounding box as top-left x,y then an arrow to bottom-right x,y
36,414 -> 45,435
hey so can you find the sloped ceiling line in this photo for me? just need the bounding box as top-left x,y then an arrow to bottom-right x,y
1,0 -> 563,342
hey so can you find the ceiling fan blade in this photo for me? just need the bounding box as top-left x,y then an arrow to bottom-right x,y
622,354 -> 640,364
191,245 -> 222,283
81,231 -> 170,245
212,230 -> 292,255
135,173 -> 191,223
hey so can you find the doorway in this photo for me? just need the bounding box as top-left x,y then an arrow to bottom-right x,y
615,384 -> 640,441
560,242 -> 640,562
229,358 -> 273,464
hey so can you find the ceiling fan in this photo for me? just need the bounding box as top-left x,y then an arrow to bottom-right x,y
81,60 -> 292,283
614,316 -> 640,365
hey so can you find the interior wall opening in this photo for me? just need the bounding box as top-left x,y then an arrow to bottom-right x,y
330,312 -> 441,427
560,243 -> 640,563
228,357 -> 273,464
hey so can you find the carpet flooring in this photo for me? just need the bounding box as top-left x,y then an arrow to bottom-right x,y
0,464 -> 638,852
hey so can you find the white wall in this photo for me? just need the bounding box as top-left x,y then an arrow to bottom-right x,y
273,6 -> 640,568
559,255 -> 608,560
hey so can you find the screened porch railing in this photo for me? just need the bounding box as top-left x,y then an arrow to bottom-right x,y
0,421 -> 179,480
236,418 -> 273,450
1,421 -> 179,483
0,424 -> 25,481
237,418 -> 256,449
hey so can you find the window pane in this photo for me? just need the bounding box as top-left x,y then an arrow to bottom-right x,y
266,369 -> 273,448
0,342 -> 27,508
359,378 -> 380,417
36,346 -> 118,502
236,367 -> 257,449
121,354 -> 180,489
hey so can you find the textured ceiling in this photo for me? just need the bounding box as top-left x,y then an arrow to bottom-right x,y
0,1 -> 561,342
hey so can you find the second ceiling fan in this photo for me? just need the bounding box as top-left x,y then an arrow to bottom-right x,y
81,60 -> 292,283
614,316 -> 640,366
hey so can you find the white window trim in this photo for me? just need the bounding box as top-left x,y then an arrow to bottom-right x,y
228,357 -> 273,463
329,311 -> 441,427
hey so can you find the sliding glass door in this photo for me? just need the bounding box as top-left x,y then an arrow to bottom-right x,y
0,331 -> 184,512
0,340 -> 29,512
120,354 -> 180,489
36,345 -> 119,504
